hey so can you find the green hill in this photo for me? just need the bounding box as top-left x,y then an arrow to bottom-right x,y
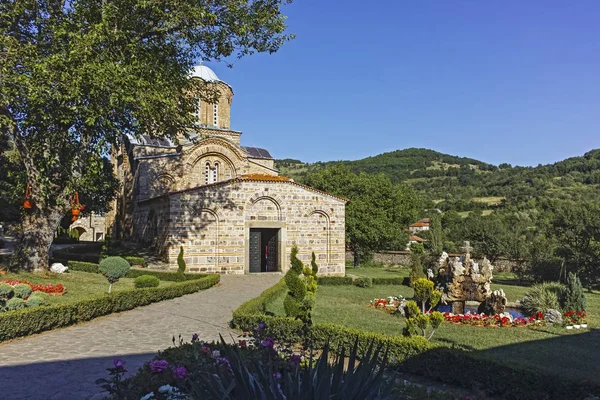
276,147 -> 600,210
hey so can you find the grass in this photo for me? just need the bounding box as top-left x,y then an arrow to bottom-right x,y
266,266 -> 600,385
471,196 -> 505,205
346,264 -> 410,279
1,270 -> 173,305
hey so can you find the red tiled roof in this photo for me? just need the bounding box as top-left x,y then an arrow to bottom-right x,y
410,221 -> 429,227
409,235 -> 425,243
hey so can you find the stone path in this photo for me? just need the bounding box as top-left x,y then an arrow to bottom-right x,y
0,274 -> 281,400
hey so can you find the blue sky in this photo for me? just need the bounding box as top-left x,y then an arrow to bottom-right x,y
207,1 -> 600,166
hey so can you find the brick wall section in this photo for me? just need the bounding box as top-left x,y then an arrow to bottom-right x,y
135,180 -> 346,276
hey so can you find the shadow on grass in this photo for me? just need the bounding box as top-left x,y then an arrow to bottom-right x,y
399,328 -> 600,400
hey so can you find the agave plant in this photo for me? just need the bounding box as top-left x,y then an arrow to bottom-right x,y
186,335 -> 392,400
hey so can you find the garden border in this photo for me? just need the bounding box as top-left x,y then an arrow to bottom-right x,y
0,274 -> 220,342
67,261 -> 205,282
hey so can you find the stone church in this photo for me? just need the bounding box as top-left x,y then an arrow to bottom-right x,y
107,65 -> 346,275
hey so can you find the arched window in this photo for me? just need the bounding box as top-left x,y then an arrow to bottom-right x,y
213,162 -> 219,183
213,104 -> 218,127
205,162 -> 210,185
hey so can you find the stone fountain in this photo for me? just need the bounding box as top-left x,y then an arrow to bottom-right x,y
436,241 -> 505,315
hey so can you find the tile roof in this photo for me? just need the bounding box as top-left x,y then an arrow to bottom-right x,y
410,221 -> 429,227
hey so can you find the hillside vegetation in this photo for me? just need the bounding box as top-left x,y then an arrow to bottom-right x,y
276,147 -> 600,210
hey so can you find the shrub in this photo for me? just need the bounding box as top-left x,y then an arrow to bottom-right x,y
26,296 -> 46,308
317,276 -> 353,285
6,298 -> 26,311
403,300 -> 443,340
99,256 -> 131,293
354,277 -> 373,288
521,281 -> 566,316
411,278 -> 441,313
0,283 -> 14,300
123,256 -> 147,268
13,283 -> 32,299
67,261 -> 100,273
0,275 -> 220,342
284,246 -> 310,322
177,246 -> 186,275
564,272 -> 586,312
134,275 -> 160,289
311,251 -> 319,275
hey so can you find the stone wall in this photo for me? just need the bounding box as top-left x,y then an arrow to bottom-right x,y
136,179 -> 346,276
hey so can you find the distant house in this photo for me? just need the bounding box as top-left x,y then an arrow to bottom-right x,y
409,218 -> 430,232
407,234 -> 425,249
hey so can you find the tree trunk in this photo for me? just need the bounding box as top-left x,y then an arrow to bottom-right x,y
353,250 -> 360,268
17,208 -> 66,271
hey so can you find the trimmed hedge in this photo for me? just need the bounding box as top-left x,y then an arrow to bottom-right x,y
67,261 -> 208,282
317,276 -> 353,285
0,274 -> 220,342
353,277 -> 373,288
317,276 -> 404,286
123,256 -> 148,268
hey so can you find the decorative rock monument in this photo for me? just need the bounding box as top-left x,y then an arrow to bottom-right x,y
437,241 -> 502,314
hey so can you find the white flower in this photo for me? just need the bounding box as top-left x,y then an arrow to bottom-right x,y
158,384 -> 173,394
140,392 -> 155,400
212,350 -> 221,358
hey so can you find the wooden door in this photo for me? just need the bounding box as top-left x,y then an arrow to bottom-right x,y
266,230 -> 279,272
249,230 -> 261,273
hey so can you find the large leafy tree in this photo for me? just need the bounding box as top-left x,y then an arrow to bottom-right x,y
306,165 -> 420,266
0,0 -> 293,269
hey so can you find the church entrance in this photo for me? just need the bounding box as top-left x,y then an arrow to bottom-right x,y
249,228 -> 280,273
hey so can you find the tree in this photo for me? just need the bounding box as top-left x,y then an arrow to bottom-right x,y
428,214 -> 443,255
1,0 -> 293,270
305,165 -> 420,266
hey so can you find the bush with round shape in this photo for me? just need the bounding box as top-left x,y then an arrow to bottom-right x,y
13,283 -> 32,299
134,275 -> 160,289
99,256 -> 131,293
6,297 -> 27,311
0,283 -> 14,300
26,296 -> 47,308
521,282 -> 565,316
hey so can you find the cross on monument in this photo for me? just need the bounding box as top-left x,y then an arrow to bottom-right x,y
461,241 -> 473,254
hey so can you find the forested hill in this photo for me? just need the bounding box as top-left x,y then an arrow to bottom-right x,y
276,147 -> 600,208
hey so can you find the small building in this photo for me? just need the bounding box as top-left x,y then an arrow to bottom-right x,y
407,234 -> 425,249
408,218 -> 430,233
69,213 -> 106,242
106,65 -> 347,275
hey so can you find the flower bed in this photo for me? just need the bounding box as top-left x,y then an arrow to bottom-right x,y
368,296 -> 406,313
0,280 -> 65,295
442,311 -> 546,327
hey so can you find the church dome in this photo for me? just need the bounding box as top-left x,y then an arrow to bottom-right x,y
189,64 -> 221,82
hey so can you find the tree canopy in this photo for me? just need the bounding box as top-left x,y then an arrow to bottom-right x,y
0,0 -> 293,269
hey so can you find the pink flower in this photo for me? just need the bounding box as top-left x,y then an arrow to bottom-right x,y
239,340 -> 247,349
150,359 -> 169,374
201,345 -> 211,354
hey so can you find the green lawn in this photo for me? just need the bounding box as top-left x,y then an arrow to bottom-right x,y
346,265 -> 410,279
267,266 -> 600,385
1,270 -> 173,305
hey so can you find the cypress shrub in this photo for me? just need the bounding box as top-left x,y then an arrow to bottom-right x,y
177,246 -> 186,275
564,272 -> 586,312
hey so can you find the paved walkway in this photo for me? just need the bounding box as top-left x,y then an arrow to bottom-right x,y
0,274 -> 281,400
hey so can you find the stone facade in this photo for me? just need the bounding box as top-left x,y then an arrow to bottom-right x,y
69,213 -> 106,242
107,66 -> 346,275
